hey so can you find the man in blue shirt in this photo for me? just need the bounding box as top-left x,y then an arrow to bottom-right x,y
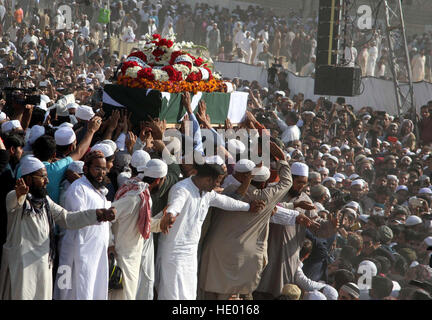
29,116 -> 102,204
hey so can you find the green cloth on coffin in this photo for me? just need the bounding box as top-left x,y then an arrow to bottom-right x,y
102,85 -> 231,125
159,92 -> 231,124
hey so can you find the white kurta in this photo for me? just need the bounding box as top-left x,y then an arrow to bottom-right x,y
155,177 -> 250,300
0,191 -> 99,300
54,176 -> 111,300
366,46 -> 378,77
412,54 -> 426,82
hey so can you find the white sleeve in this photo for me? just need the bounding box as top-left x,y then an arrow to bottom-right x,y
166,185 -> 188,217
116,132 -> 127,152
270,206 -> 299,226
294,266 -> 326,292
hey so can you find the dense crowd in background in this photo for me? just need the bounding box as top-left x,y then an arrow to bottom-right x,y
0,0 -> 431,301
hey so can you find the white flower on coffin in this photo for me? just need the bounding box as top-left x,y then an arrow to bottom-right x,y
152,69 -> 169,82
173,64 -> 190,80
125,66 -> 142,78
213,73 -> 222,80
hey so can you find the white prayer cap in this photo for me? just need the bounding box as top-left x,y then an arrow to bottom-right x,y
21,155 -> 45,176
363,114 -> 372,120
340,144 -> 350,151
0,112 -> 6,121
117,171 -> 132,187
405,215 -> 422,226
334,177 -> 343,183
320,144 -> 331,151
424,236 -> 432,247
327,155 -> 339,164
419,187 -> 432,195
349,174 -> 360,180
346,201 -> 360,210
318,167 -> 329,174
67,161 -> 84,174
410,261 -> 419,268
91,143 -> 114,158
351,179 -> 364,188
75,105 -> 95,121
323,177 -> 336,185
100,140 -> 117,154
291,162 -> 309,177
357,260 -> 377,276
234,159 -> 255,173
401,155 -> 412,164
274,90 -> 285,97
56,103 -> 69,117
2,120 -> 22,133
322,285 -> 338,300
227,139 -> 246,154
396,185 -> 408,192
334,173 -> 346,180
144,159 -> 168,178
131,150 -> 151,172
55,127 -> 76,146
205,155 -> 225,166
387,175 -> 398,181
342,207 -> 357,218
303,111 -> 316,117
29,125 -> 45,145
330,146 -> 340,153
59,122 -> 74,128
340,282 -> 360,299
306,290 -> 327,300
252,166 -> 270,182
66,102 -> 79,110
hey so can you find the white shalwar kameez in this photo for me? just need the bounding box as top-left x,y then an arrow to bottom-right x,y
155,177 -> 251,300
366,46 -> 378,77
54,176 -> 111,300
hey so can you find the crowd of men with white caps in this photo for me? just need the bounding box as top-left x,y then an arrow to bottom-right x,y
1,86 -> 432,300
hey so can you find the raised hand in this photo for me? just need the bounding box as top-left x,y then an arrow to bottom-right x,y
295,213 -> 320,229
294,200 -> 316,211
15,178 -> 29,199
270,141 -> 286,161
126,131 -> 137,155
88,115 -> 102,133
182,92 -> 192,114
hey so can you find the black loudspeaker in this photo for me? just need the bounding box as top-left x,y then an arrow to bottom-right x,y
314,66 -> 362,96
316,0 -> 343,67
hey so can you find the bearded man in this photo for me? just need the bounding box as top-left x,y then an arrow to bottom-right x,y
54,151 -> 113,300
0,156 -> 115,300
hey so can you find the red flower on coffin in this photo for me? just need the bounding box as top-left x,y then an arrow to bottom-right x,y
152,48 -> 166,58
121,61 -> 139,74
128,51 -> 147,62
162,65 -> 183,81
137,68 -> 155,81
186,72 -> 202,82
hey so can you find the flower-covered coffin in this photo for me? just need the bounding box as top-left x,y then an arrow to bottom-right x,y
105,35 -> 247,125
116,34 -> 228,93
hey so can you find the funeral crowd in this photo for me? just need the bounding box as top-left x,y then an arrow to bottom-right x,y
0,0 -> 431,301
